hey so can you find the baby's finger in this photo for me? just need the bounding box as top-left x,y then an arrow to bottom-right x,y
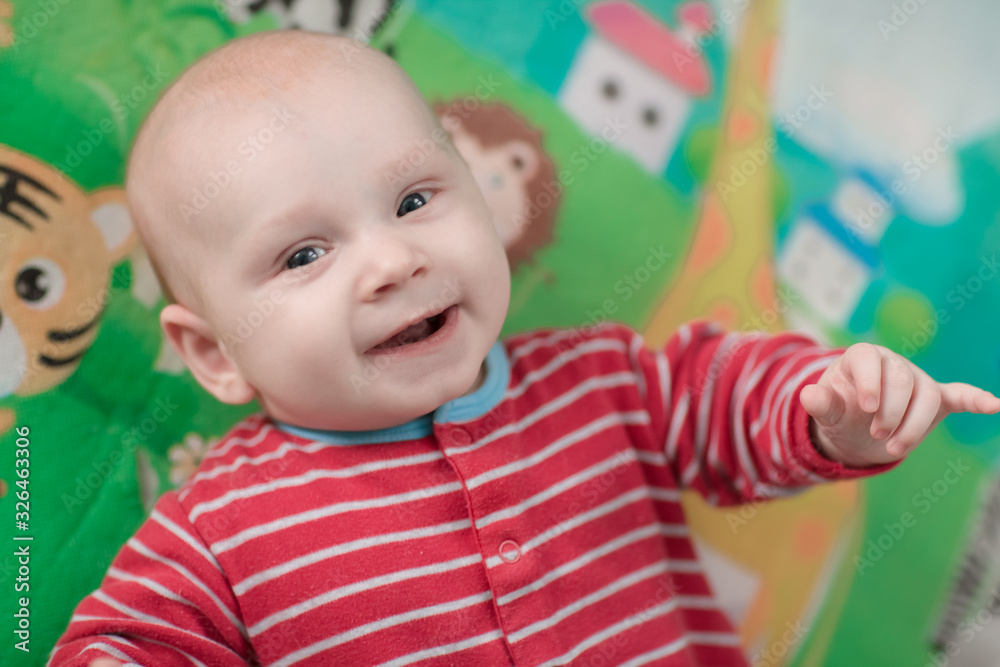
840,343 -> 883,412
938,383 -> 1000,416
870,354 -> 914,440
884,374 -> 941,457
800,383 -> 846,426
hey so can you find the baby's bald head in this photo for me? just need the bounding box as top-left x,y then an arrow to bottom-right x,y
127,30 -> 430,313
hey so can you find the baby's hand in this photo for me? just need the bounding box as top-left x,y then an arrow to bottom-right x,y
799,343 -> 1000,467
89,659 -> 122,667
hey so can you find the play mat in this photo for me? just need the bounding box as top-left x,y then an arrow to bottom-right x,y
1,0 -> 998,664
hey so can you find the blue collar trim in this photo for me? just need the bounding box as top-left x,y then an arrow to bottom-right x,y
274,341 -> 509,445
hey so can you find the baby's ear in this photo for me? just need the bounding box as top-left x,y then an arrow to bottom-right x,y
160,304 -> 256,405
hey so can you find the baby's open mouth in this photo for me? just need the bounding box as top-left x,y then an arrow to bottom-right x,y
370,306 -> 452,351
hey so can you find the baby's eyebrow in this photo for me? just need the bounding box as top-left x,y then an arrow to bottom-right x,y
239,201 -> 323,266
380,137 -> 452,185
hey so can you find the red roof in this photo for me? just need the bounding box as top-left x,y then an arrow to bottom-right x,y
586,0 -> 712,96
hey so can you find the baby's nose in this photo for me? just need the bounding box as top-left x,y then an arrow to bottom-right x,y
357,236 -> 427,299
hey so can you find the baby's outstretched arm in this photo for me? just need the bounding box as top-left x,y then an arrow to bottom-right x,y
800,342 -> 1000,467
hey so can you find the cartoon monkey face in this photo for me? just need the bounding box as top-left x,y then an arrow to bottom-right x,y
0,146 -> 134,397
449,127 -> 540,247
435,101 -> 561,270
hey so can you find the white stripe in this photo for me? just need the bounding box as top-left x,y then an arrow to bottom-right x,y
373,630 -> 504,667
270,592 -> 493,667
151,510 -> 227,577
648,487 -> 682,502
678,323 -> 692,348
655,348 -> 671,423
466,411 -> 647,490
200,417 -> 269,460
179,423 -> 274,500
90,591 -> 223,664
628,334 -> 647,401
506,325 -> 620,365
506,339 -> 629,401
728,339 -> 784,489
188,451 -> 443,521
125,538 -> 247,637
682,333 -> 739,487
497,523 -> 699,605
64,640 -> 134,665
506,328 -> 585,364
636,449 -> 668,466
770,355 -> 836,483
250,554 -> 482,635
664,391 -> 690,463
484,486 -> 687,568
751,346 -> 810,437
475,451 -> 638,530
106,567 -> 198,608
235,519 -> 472,595
537,600 -> 679,666
619,632 -> 742,667
537,598 -> 728,666
446,372 -> 637,457
130,635 -> 214,667
509,561 -> 671,643
212,481 -> 463,554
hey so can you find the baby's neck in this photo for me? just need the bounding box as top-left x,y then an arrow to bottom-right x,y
462,362 -> 487,397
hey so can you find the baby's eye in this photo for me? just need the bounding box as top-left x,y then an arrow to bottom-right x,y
397,190 -> 433,217
285,246 -> 326,270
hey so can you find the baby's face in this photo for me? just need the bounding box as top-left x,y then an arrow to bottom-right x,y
173,58 -> 510,431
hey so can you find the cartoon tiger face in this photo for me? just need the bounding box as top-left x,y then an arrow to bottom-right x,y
0,145 -> 134,398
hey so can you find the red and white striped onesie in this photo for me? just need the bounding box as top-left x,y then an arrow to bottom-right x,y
50,321 -> 895,666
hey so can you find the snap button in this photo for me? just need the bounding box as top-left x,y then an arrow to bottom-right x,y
499,539 -> 522,563
450,427 -> 472,446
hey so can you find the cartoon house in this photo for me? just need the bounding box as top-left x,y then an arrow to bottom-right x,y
558,1 -> 713,175
777,171 -> 891,329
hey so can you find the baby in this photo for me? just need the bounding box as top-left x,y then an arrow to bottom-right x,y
52,30 -> 999,667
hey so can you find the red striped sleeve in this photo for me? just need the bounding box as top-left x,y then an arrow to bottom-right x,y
48,491 -> 254,666
580,321 -> 900,506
